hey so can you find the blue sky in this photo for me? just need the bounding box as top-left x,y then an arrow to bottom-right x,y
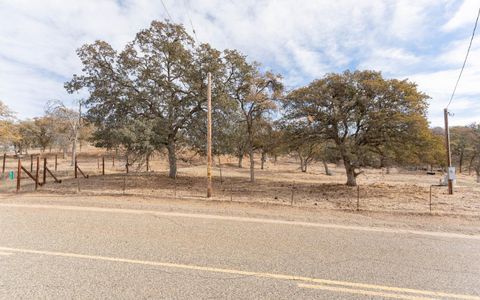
0,0 -> 479,127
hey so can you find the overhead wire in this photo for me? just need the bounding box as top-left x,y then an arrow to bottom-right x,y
183,0 -> 199,43
160,0 -> 173,22
446,7 -> 480,109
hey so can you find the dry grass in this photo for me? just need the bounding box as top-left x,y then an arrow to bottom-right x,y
1,148 -> 480,215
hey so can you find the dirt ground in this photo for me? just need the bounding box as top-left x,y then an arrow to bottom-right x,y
1,148 -> 480,216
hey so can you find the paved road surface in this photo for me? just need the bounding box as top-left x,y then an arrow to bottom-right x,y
1,201 -> 479,299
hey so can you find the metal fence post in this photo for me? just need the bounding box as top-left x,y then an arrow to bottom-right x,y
356,185 -> 360,211
35,156 -> 40,191
16,158 -> 21,192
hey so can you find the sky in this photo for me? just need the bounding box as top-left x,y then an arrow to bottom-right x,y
0,0 -> 479,127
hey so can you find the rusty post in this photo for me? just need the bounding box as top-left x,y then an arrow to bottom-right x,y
429,185 -> 432,213
35,156 -> 39,191
356,185 -> 360,211
146,154 -> 150,172
102,156 -> 105,176
43,157 -> 47,185
16,158 -> 21,192
2,153 -> 5,174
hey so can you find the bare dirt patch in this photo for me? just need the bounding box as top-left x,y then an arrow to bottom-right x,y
2,151 -> 479,216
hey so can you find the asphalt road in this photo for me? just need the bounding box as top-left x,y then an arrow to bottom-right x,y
1,201 -> 480,299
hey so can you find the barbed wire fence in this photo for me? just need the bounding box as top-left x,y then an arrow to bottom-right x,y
1,151 -> 478,215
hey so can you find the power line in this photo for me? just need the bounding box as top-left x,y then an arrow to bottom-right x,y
160,0 -> 173,22
446,7 -> 480,108
183,0 -> 199,42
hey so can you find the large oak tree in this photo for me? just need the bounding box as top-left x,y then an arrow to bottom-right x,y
284,70 -> 432,186
66,21 -> 224,178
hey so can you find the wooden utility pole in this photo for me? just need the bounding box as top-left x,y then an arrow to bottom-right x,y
207,72 -> 213,198
444,108 -> 453,194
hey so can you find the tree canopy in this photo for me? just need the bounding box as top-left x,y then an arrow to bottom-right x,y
284,70 -> 435,186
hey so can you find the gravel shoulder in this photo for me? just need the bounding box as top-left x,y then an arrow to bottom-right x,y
2,192 -> 479,236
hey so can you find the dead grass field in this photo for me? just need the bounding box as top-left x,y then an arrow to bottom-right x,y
1,148 -> 480,216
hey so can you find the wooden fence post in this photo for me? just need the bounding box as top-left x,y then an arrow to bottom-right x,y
356,185 -> 360,211
74,157 -> 78,179
126,155 -> 129,174
35,156 -> 40,191
30,154 -> 33,172
2,153 -> 5,174
102,156 -> 105,175
55,154 -> 58,172
16,158 -> 21,192
43,157 -> 47,185
146,154 -> 149,172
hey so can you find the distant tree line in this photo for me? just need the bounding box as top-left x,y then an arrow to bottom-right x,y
0,99 -> 91,165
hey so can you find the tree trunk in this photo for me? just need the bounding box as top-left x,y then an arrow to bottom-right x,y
274,154 -> 278,164
71,137 -> 77,166
261,151 -> 266,170
468,155 -> 476,175
344,160 -> 357,186
249,146 -> 254,182
238,155 -> 243,168
167,139 -> 177,179
247,123 -> 254,183
299,155 -> 306,172
323,160 -> 332,176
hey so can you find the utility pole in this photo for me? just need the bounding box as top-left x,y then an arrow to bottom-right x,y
444,108 -> 453,194
78,100 -> 82,153
207,72 -> 213,198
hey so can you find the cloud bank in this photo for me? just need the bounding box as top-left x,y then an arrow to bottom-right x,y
0,0 -> 479,126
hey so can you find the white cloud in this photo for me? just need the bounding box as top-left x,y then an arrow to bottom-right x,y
0,0 -> 478,127
443,0 -> 479,31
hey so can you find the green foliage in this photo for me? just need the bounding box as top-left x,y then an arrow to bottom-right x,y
450,125 -> 477,173
284,70 -> 432,186
66,21 -> 226,177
